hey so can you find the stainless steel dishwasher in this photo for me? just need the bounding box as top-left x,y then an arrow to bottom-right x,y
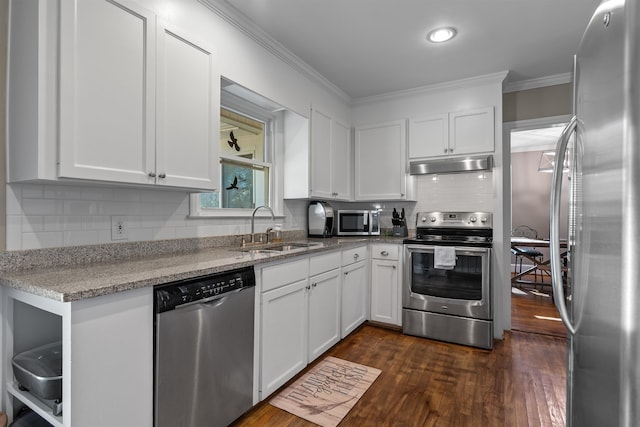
153,267 -> 255,427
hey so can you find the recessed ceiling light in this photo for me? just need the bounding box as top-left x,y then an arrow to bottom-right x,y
427,27 -> 457,43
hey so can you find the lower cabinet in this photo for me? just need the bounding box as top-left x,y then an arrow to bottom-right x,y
341,246 -> 369,338
370,243 -> 402,326
259,251 -> 341,399
3,286 -> 153,427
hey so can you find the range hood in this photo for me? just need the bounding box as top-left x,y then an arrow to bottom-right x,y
409,155 -> 493,175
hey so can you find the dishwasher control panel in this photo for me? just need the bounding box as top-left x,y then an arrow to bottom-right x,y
154,267 -> 255,313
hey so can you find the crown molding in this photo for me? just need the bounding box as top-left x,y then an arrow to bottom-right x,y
352,71 -> 509,106
503,73 -> 573,93
197,0 -> 351,104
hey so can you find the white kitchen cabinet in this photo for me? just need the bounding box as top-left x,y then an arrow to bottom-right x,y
2,287 -> 153,427
8,0 -> 219,191
330,119 -> 353,199
409,107 -> 494,159
286,107 -> 352,200
259,251 -> 341,399
354,120 -> 410,200
308,252 -> 342,361
370,243 -> 402,326
341,246 -> 369,338
260,277 -> 309,398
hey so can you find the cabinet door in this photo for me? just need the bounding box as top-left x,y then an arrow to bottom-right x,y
59,0 -> 156,184
308,269 -> 341,362
310,108 -> 333,198
341,260 -> 367,338
155,22 -> 220,190
331,120 -> 353,200
409,113 -> 449,159
449,107 -> 494,155
355,120 -> 407,200
370,259 -> 399,325
261,280 -> 308,398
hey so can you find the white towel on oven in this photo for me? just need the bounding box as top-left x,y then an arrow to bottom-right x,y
434,247 -> 456,270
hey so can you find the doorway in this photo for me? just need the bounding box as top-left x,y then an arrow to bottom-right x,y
507,116 -> 570,337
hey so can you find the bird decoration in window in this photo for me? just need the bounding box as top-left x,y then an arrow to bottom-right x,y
228,131 -> 240,151
226,176 -> 239,190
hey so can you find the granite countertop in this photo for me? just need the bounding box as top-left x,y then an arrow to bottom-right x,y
0,235 -> 405,303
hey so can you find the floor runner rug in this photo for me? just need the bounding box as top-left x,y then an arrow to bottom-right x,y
270,356 -> 381,427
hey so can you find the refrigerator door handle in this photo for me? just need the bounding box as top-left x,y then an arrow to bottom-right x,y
550,115 -> 578,336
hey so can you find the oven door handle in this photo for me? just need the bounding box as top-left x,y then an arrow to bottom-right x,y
404,244 -> 490,255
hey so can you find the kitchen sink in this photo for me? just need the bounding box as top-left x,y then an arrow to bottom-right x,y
234,242 -> 323,254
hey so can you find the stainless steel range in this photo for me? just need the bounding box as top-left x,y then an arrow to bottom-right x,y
403,211 -> 493,349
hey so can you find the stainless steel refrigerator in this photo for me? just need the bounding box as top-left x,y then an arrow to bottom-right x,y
549,0 -> 640,426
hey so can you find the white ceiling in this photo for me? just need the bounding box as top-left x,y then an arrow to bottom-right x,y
511,125 -> 567,153
221,0 -> 601,99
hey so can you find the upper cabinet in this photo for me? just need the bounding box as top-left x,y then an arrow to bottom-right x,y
8,0 -> 220,191
409,107 -> 494,159
284,107 -> 352,200
309,108 -> 352,200
354,119 -> 411,201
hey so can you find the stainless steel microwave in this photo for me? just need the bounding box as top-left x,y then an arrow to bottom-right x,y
336,210 -> 380,236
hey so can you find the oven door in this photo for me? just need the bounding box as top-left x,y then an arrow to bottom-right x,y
403,244 -> 491,320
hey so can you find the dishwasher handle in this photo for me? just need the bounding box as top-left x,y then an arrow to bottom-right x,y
199,287 -> 248,308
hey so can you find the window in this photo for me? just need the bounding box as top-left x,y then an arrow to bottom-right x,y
190,81 -> 279,217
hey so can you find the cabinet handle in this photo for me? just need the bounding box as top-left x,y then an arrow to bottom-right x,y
381,251 -> 389,256
148,171 -> 156,178
158,173 -> 166,179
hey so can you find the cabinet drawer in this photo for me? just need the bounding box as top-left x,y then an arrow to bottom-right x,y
261,258 -> 309,292
341,246 -> 368,266
371,244 -> 400,261
310,251 -> 341,276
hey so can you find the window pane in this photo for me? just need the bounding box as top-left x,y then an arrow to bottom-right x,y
221,161 -> 269,209
220,109 -> 265,162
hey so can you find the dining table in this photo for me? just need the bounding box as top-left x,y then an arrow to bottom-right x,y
510,237 -> 568,284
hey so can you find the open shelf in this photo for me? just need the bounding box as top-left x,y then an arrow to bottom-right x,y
7,382 -> 63,427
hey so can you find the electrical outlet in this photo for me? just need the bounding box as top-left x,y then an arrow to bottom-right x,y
111,216 -> 128,240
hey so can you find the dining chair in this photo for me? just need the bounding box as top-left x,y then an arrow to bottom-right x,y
511,225 -> 544,285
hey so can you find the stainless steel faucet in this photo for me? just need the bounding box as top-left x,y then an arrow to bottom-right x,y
251,205 -> 275,243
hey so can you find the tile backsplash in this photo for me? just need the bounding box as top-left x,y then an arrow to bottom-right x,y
6,172 -> 493,250
6,183 -> 308,250
413,172 -> 494,213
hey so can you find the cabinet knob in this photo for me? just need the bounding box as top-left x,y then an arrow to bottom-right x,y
306,285 -> 311,290
158,173 -> 166,179
312,283 -> 317,288
393,266 -> 396,269
344,271 -> 349,276
444,148 -> 448,153
148,172 -> 156,178
381,251 -> 389,256
354,253 -> 359,259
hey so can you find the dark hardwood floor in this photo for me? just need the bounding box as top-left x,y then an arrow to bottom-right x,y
235,323 -> 567,426
512,274 -> 567,338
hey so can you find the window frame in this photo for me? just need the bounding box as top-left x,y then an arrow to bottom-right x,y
189,91 -> 281,218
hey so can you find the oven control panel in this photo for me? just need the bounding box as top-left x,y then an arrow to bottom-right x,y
417,211 -> 492,228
